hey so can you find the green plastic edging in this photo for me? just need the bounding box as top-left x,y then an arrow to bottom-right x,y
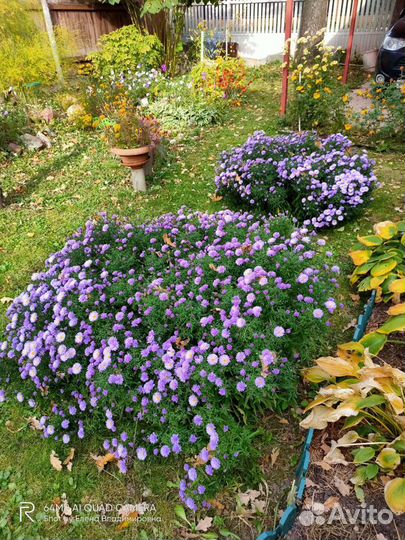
257,291 -> 376,540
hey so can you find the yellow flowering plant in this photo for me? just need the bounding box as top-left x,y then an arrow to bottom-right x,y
349,76 -> 405,144
287,31 -> 347,132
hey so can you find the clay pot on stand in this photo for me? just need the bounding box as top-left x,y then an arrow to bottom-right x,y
111,146 -> 150,192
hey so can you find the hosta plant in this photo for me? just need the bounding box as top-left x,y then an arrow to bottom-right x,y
350,220 -> 405,302
359,301 -> 405,355
301,341 -> 405,514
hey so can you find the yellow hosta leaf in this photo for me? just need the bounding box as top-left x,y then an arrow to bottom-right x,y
318,384 -> 356,399
316,356 -> 359,377
389,278 -> 405,294
337,341 -> 365,363
376,448 -> 401,470
385,478 -> 405,514
300,405 -> 331,430
336,430 -> 360,446
302,365 -> 334,384
369,275 -> 388,288
378,314 -> 405,334
304,394 -> 338,412
370,259 -> 398,277
373,221 -> 398,240
328,396 -> 363,421
388,303 -> 405,316
349,250 -> 372,266
357,235 -> 383,247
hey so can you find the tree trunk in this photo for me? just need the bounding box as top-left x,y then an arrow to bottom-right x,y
298,0 -> 329,38
296,0 -> 329,60
391,0 -> 405,25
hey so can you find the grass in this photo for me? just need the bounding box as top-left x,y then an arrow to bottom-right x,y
0,69 -> 404,540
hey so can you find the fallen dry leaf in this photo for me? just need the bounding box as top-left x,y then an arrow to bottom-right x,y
271,447 -> 280,467
196,516 -> 213,532
63,448 -> 75,471
210,195 -> 223,203
334,477 -> 351,497
314,460 -> 332,471
90,452 -> 117,471
28,417 -> 43,431
163,233 -> 176,248
50,450 -> 63,472
324,496 -> 340,510
350,294 -> 361,303
207,499 -> 225,511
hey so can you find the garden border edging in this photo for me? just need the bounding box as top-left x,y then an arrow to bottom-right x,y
256,291 -> 376,540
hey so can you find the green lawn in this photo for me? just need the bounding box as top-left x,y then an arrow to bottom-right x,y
0,72 -> 404,540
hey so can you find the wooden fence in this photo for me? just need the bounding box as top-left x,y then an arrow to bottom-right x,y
48,1 -> 131,56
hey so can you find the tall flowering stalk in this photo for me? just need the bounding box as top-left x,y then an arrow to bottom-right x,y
0,209 -> 341,509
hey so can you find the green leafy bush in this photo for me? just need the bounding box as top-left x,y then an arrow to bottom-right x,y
147,75 -> 222,132
0,99 -> 28,153
88,25 -> 164,81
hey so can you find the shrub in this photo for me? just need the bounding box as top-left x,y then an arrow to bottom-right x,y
0,0 -> 73,90
0,209 -> 340,509
191,57 -> 250,104
350,220 -> 405,302
146,75 -> 223,132
88,25 -> 164,81
349,80 -> 405,143
0,99 -> 28,153
286,31 -> 347,132
215,131 -> 378,229
301,341 -> 405,515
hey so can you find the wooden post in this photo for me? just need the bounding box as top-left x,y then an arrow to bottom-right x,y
280,0 -> 294,116
40,0 -> 64,84
342,0 -> 359,84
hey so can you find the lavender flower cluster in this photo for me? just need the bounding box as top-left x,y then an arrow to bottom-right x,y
215,132 -> 378,228
0,209 -> 341,510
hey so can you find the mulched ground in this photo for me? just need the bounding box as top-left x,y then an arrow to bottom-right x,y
286,299 -> 405,540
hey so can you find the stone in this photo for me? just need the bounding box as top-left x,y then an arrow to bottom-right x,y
20,133 -> 45,151
36,131 -> 52,148
7,142 -> 23,155
66,103 -> 85,120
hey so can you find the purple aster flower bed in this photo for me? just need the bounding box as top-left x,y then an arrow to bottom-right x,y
215,131 -> 378,228
0,209 -> 341,510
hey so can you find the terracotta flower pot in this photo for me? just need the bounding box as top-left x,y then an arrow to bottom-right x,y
111,146 -> 150,170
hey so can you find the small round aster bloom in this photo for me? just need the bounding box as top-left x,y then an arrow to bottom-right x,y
188,394 -> 198,407
188,467 -> 198,482
273,326 -> 285,337
313,308 -> 324,319
89,311 -> 99,322
136,447 -> 147,461
255,376 -> 266,389
71,362 -> 82,375
160,445 -> 171,458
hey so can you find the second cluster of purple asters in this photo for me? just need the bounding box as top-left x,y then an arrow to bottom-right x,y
215,131 -> 378,228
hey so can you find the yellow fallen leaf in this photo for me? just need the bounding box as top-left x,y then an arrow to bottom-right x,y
63,448 -> 75,471
271,447 -> 280,466
90,452 -> 117,471
50,450 -> 63,472
210,195 -> 223,202
163,233 -> 176,248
